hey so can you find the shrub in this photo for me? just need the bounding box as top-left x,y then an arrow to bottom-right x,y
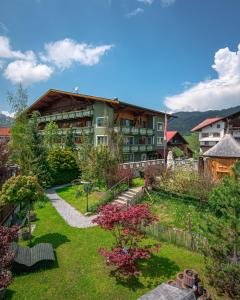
48,148 -> 80,185
158,168 -> 215,201
0,175 -> 42,207
0,225 -> 19,290
93,203 -> 159,276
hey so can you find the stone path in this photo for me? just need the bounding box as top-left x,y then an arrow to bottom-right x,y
45,187 -> 96,228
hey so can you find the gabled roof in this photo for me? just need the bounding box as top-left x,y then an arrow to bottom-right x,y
166,131 -> 177,142
203,134 -> 240,158
166,131 -> 188,144
0,128 -> 10,136
191,117 -> 222,132
28,89 -> 173,118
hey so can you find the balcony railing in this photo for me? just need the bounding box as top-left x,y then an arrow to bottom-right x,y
114,127 -> 154,136
57,127 -> 94,135
38,107 -> 94,123
123,144 -> 154,152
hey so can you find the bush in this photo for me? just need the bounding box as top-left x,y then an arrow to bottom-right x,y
158,168 -> 215,201
48,148 -> 80,185
0,175 -> 42,207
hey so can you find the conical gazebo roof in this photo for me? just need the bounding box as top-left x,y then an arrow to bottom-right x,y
203,134 -> 240,158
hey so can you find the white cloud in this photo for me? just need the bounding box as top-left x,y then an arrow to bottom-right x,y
0,36 -> 35,61
1,111 -> 15,118
4,60 -> 53,85
126,7 -> 144,18
40,38 -> 114,70
160,0 -> 176,7
165,44 -> 240,112
137,0 -> 154,5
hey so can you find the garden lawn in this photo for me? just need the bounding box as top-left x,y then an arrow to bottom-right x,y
57,184 -> 105,214
142,192 -> 211,232
6,200 -> 222,300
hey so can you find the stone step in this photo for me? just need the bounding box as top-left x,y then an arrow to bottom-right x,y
114,199 -> 127,205
118,195 -> 132,201
124,191 -> 138,197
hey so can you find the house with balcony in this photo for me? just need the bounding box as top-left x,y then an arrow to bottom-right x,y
191,110 -> 240,153
28,89 -> 172,162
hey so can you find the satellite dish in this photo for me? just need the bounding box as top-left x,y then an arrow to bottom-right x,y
74,86 -> 80,93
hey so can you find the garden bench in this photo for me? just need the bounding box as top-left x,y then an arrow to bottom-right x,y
10,242 -> 55,272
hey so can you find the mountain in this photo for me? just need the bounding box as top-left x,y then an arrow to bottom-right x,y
0,113 -> 13,127
168,105 -> 240,135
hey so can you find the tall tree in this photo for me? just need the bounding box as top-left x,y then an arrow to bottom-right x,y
65,127 -> 75,150
7,85 -> 32,174
29,112 -> 52,187
43,121 -> 59,149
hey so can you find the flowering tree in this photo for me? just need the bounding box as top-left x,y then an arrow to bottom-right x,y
93,203 -> 159,276
0,226 -> 19,291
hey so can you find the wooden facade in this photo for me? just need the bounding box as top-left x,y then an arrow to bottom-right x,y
203,134 -> 240,181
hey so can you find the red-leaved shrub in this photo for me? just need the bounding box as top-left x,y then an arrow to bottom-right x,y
93,203 -> 159,276
0,226 -> 19,290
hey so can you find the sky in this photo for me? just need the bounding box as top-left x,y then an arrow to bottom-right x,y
0,0 -> 240,116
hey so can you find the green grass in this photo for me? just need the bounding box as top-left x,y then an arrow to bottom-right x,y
131,177 -> 145,187
142,192 -> 211,232
57,185 -> 105,214
6,200 -> 222,300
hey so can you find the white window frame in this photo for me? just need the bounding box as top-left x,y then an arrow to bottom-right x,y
157,136 -> 164,145
96,135 -> 108,146
157,122 -> 163,131
96,117 -> 106,128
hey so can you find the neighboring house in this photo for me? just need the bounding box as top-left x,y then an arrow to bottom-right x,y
191,110 -> 240,153
166,131 -> 193,157
0,128 -> 10,142
28,89 -> 173,162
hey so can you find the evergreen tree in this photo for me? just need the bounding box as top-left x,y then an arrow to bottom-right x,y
29,112 -> 52,187
43,121 -> 59,149
202,162 -> 240,298
65,127 -> 75,150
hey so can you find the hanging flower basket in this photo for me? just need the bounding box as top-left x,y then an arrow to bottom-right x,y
183,269 -> 198,287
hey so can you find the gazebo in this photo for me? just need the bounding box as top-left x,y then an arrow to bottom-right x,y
203,134 -> 240,181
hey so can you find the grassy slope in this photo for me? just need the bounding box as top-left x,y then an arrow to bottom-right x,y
7,201 -> 211,300
57,185 -> 105,214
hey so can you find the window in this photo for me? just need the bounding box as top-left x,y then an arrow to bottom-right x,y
157,122 -> 163,131
217,124 -> 221,128
213,132 -> 220,137
96,117 -> 106,128
157,136 -> 164,145
202,132 -> 209,138
124,136 -> 134,145
96,135 -> 108,145
86,120 -> 92,127
120,119 -> 134,127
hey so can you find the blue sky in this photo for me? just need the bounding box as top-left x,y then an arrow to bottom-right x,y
0,0 -> 240,115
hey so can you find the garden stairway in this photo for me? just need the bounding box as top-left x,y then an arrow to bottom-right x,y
113,186 -> 143,207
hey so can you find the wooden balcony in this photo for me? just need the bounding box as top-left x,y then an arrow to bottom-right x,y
57,127 -> 94,135
37,107 -> 94,123
114,127 -> 154,136
123,144 -> 154,152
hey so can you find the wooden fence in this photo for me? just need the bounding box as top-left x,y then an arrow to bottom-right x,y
146,222 -> 204,252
